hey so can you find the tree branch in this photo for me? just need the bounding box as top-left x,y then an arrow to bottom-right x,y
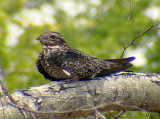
0,72 -> 160,119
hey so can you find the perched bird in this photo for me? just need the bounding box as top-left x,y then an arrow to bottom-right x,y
36,31 -> 135,81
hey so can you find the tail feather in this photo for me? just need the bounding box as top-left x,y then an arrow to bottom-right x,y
96,57 -> 135,76
103,57 -> 135,64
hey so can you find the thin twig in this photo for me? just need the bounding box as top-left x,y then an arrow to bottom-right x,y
116,111 -> 126,118
0,75 -> 28,119
120,21 -> 160,58
127,0 -> 134,23
133,36 -> 160,45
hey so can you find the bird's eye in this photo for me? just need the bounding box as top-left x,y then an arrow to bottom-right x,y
50,35 -> 55,39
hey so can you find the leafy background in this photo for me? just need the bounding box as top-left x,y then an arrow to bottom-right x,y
0,0 -> 160,118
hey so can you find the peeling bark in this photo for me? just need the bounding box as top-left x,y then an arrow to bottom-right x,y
0,72 -> 160,119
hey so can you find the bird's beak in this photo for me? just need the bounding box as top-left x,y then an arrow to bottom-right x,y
36,37 -> 40,41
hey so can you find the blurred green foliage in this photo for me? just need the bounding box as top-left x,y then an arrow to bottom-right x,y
103,111 -> 160,119
0,0 -> 160,118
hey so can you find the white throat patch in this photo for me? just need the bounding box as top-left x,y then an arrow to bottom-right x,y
44,46 -> 60,49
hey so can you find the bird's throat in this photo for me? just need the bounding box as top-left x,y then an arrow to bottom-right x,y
43,45 -> 60,49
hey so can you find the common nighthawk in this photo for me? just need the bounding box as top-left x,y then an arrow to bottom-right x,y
36,31 -> 135,81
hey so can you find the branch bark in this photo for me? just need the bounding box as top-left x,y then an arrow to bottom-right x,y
0,72 -> 160,119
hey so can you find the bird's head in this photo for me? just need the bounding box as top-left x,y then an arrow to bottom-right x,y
37,31 -> 68,47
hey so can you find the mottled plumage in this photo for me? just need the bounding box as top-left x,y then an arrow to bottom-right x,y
36,31 -> 135,81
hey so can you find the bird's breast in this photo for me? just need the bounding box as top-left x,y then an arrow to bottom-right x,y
40,48 -> 69,79
42,47 -> 59,59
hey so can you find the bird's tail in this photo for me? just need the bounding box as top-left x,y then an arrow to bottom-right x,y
104,56 -> 135,64
97,57 -> 135,76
